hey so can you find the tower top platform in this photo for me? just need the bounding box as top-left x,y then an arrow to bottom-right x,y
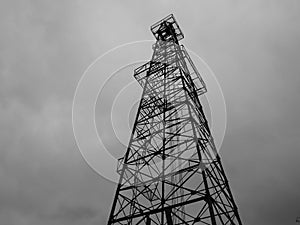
150,14 -> 184,43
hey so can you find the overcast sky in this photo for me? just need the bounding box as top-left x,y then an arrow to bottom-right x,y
1,0 -> 300,225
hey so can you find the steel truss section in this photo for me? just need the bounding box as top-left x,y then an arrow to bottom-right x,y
108,14 -> 242,225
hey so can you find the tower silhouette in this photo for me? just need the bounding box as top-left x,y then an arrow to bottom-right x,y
107,14 -> 242,225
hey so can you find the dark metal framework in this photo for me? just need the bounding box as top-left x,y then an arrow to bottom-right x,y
108,14 -> 242,225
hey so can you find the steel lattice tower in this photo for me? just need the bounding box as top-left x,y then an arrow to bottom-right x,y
107,14 -> 242,225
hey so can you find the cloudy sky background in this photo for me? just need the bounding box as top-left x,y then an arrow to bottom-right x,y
1,0 -> 300,225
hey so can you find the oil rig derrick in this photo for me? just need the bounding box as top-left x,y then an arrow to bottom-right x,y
107,14 -> 242,225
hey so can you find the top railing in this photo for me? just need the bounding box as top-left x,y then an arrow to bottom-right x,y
150,14 -> 184,42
